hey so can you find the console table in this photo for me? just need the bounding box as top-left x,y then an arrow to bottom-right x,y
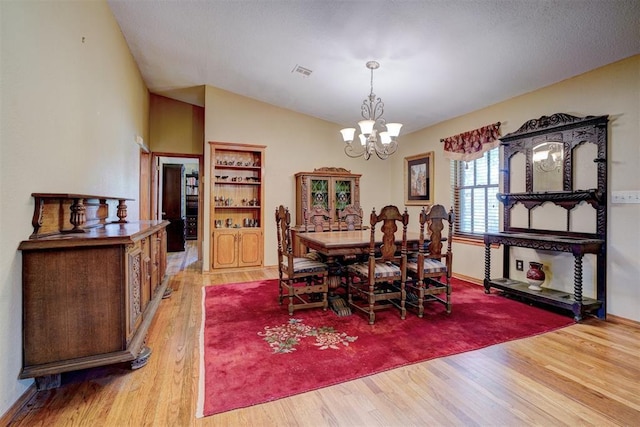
484,113 -> 608,321
484,232 -> 604,319
19,193 -> 169,389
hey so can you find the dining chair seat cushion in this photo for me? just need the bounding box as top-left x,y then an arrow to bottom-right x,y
348,261 -> 401,279
282,257 -> 328,274
407,258 -> 447,275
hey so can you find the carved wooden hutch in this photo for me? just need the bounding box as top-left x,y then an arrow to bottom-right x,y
483,113 -> 608,321
19,194 -> 169,389
292,167 -> 361,255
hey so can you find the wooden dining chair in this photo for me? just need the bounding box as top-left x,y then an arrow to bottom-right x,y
304,205 -> 332,232
337,204 -> 364,231
405,204 -> 455,317
302,204 -> 341,288
275,205 -> 329,315
346,205 -> 409,324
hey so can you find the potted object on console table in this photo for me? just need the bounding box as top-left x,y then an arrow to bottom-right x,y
526,262 -> 545,291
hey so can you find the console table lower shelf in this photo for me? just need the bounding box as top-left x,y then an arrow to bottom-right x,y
483,232 -> 606,322
487,277 -> 603,317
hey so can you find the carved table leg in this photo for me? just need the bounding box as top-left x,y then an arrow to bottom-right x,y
326,258 -> 352,317
483,242 -> 492,294
572,253 -> 584,322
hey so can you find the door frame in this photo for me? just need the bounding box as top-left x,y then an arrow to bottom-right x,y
151,152 -> 204,260
139,148 -> 151,221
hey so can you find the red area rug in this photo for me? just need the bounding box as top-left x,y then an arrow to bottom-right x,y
197,278 -> 573,417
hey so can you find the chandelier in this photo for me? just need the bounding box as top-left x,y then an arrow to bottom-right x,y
340,61 -> 403,160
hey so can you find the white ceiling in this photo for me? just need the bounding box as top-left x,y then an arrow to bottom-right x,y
107,0 -> 640,134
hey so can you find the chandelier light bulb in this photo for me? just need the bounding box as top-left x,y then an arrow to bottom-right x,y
386,123 -> 403,138
340,127 -> 356,143
358,120 -> 375,136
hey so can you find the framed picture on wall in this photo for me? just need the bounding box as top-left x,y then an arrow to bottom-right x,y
404,151 -> 434,206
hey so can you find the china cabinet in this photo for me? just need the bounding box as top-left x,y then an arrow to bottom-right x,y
293,167 -> 361,255
210,142 -> 265,269
18,193 -> 169,389
483,113 -> 608,321
295,167 -> 361,227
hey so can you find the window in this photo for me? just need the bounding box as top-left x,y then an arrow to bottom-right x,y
451,147 -> 499,238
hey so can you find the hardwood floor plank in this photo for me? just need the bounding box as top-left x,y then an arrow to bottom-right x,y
447,351 -> 615,425
6,243 -> 640,426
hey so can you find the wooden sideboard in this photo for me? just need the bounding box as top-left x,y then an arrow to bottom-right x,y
18,193 -> 169,389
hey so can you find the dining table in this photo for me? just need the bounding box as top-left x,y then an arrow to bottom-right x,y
296,229 -> 422,258
295,229 -> 422,316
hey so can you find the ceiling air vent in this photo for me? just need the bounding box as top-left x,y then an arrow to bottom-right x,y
291,64 -> 312,77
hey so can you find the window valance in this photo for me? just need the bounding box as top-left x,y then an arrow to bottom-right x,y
441,122 -> 501,161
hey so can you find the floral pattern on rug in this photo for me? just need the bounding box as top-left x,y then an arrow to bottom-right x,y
258,318 -> 358,354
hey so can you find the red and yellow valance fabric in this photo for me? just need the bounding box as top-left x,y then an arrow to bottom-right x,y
442,122 -> 501,161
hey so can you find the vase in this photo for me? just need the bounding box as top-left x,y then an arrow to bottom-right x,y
526,262 -> 545,291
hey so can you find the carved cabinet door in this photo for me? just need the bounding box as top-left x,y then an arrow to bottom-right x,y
126,242 -> 144,344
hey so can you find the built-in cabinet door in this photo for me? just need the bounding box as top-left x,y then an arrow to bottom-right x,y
212,230 -> 238,268
212,229 -> 263,268
238,229 -> 263,267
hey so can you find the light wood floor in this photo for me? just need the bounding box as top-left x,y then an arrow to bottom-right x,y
6,242 -> 640,426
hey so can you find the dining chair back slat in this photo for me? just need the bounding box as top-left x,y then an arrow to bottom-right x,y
346,205 -> 409,324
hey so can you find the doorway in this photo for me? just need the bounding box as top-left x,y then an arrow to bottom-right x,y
151,152 -> 204,259
163,163 -> 185,252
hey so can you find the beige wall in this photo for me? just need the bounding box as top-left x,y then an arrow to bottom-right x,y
392,55 -> 640,322
150,94 -> 204,154
0,1 -> 149,417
